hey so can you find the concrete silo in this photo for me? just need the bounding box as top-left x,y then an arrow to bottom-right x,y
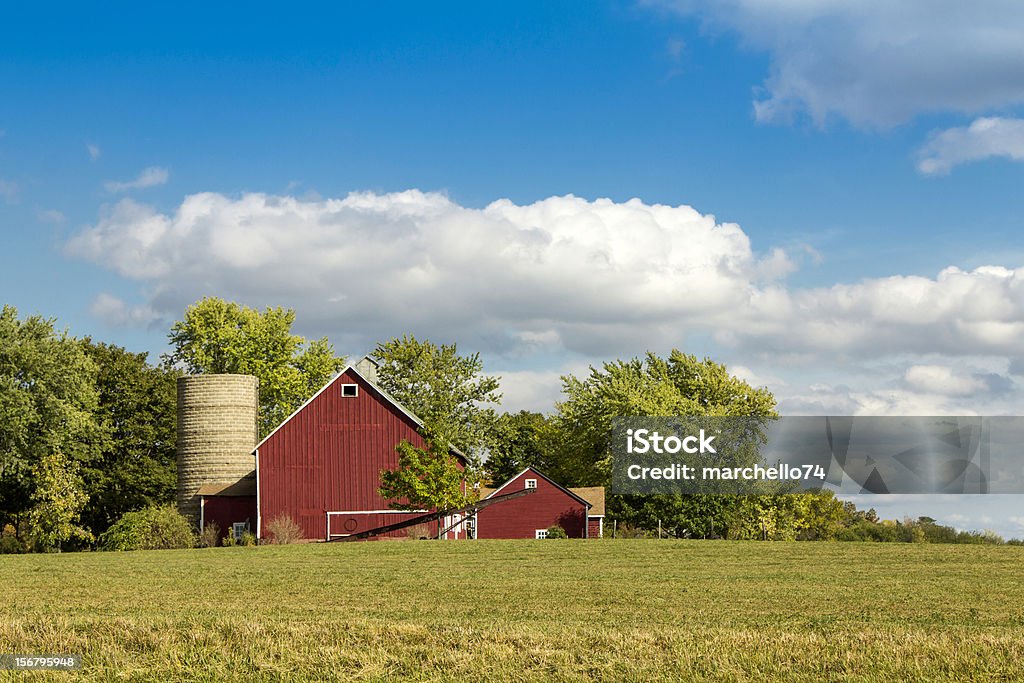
176,374 -> 259,528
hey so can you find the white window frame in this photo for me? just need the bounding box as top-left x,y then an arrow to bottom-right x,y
232,522 -> 247,542
525,479 -> 537,489
535,529 -> 548,539
341,383 -> 359,398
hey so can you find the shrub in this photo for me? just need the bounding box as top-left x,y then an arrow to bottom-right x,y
98,505 -> 196,551
405,523 -> 432,540
199,523 -> 220,548
0,535 -> 27,554
240,531 -> 258,546
545,525 -> 568,539
222,532 -> 237,547
265,515 -> 303,545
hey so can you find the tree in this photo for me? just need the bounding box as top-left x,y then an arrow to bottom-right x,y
378,441 -> 472,513
372,335 -> 501,456
486,411 -> 552,485
0,305 -> 102,536
548,350 -> 777,536
166,297 -> 346,437
28,451 -> 93,551
550,349 -> 777,486
79,340 -> 180,535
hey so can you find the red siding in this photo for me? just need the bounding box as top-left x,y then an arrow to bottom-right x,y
587,517 -> 603,539
257,369 -> 449,540
476,469 -> 588,539
202,495 -> 256,538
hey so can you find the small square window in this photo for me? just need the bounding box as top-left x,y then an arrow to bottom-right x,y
535,529 -> 548,539
341,384 -> 359,397
525,479 -> 537,489
232,522 -> 247,542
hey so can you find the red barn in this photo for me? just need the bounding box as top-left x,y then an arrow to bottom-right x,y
252,359 -> 465,541
195,357 -> 606,543
475,467 -> 604,539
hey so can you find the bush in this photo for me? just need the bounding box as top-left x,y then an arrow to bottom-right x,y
222,532 -> 237,547
240,531 -> 258,546
0,534 -> 27,554
199,523 -> 220,548
265,515 -> 303,545
98,505 -> 196,551
545,525 -> 568,539
406,523 -> 432,540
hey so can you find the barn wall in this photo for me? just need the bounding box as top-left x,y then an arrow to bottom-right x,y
202,495 -> 257,538
476,470 -> 587,539
257,369 -> 434,540
588,517 -> 603,539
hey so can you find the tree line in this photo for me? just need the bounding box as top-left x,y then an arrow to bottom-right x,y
1,297 -> 1016,552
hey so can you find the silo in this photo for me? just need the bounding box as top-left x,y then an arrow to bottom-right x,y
176,374 -> 259,528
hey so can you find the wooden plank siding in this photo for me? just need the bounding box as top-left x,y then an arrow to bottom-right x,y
475,468 -> 589,539
256,368 -> 442,540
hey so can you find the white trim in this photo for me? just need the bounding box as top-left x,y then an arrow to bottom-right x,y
327,509 -> 428,515
340,383 -> 359,397
535,529 -> 548,539
199,496 -> 205,532
255,448 -> 261,539
525,478 -> 537,489
325,509 -> 429,541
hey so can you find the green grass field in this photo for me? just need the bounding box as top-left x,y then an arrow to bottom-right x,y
2,540 -> 1023,681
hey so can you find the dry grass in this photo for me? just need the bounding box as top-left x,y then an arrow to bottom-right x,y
2,541 -> 1023,681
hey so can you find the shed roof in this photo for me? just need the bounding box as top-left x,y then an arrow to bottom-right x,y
570,487 -> 606,516
197,475 -> 256,497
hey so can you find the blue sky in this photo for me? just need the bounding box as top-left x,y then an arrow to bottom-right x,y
3,1 -> 1024,535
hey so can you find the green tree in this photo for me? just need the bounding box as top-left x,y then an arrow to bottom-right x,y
549,350 -> 777,536
28,450 -> 93,551
372,335 -> 501,456
374,336 -> 498,517
79,340 -> 180,535
0,305 -> 102,535
486,411 -> 551,485
378,441 -> 473,513
551,349 -> 777,486
167,297 -> 346,437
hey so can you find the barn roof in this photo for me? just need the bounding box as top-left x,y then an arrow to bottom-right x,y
251,355 -> 467,462
484,467 -> 593,510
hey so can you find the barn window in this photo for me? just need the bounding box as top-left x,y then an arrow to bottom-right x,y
232,522 -> 247,542
525,479 -> 537,489
535,529 -> 548,539
341,383 -> 359,397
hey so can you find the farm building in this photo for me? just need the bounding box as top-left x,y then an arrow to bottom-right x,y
476,468 -> 604,539
181,357 -> 605,542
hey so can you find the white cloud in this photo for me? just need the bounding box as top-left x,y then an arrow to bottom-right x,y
89,293 -> 162,328
0,178 -> 18,204
654,1 -> 1024,127
66,191 -> 792,357
904,365 -> 994,397
104,166 -> 169,193
86,143 -> 101,161
64,191 -> 1024,368
917,117 -> 1024,175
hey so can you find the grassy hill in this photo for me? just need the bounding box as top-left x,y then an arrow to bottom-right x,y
2,540 -> 1023,681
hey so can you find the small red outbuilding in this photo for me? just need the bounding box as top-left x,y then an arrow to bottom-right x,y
474,467 -> 604,539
